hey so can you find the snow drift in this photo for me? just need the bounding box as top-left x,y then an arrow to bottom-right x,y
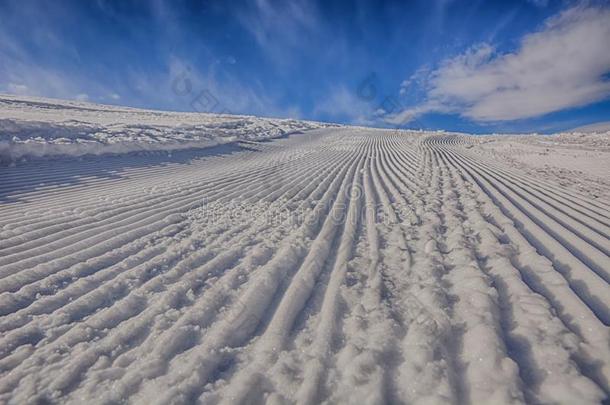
0,94 -> 333,165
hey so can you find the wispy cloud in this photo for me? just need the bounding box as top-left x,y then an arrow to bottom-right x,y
314,85 -> 378,125
166,57 -> 302,119
389,4 -> 610,124
236,0 -> 321,65
0,3 -> 124,104
0,0 -> 297,119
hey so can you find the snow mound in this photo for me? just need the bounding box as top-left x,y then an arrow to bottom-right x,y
0,94 -> 335,165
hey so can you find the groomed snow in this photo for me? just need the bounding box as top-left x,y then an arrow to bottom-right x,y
0,97 -> 609,404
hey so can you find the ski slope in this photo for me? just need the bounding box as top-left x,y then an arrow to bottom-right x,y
1,108 -> 610,404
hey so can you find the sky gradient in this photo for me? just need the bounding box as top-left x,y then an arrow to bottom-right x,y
1,0 -> 609,133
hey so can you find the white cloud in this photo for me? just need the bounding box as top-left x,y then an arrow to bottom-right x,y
390,5 -> 610,124
314,85 -> 377,125
0,29 -> 118,103
236,0 -> 320,65
1,62 -> 82,99
165,56 -> 300,119
7,83 -> 29,95
528,0 -> 550,7
570,120 -> 610,133
385,100 -> 452,126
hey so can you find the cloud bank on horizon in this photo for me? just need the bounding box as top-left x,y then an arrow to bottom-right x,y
0,0 -> 609,133
388,5 -> 610,126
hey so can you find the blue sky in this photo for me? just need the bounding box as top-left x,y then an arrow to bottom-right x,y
1,0 -> 609,133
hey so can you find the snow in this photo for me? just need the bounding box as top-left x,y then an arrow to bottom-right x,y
0,94 -> 333,164
1,96 -> 609,404
474,132 -> 610,200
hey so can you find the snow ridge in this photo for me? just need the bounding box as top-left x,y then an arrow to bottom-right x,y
0,94 -> 333,165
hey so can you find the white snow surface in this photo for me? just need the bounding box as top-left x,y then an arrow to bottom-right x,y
0,94 -> 333,164
0,97 -> 609,404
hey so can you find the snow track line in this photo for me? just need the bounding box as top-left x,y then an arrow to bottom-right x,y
0,142 -> 344,253
440,145 -> 610,245
453,142 -> 610,217
435,145 -> 610,394
0,139 -> 324,226
437,150 -> 607,403
216,149 -> 366,405
443,148 -> 610,281
457,155 -> 610,274
130,141 -> 365,405
427,136 -> 610,214
0,150 -> 345,336
433,148 -> 525,404
0,134 -> 364,400
1,128 -> 608,403
462,155 -> 610,228
0,143 -> 348,269
440,148 -> 610,324
0,140 -> 354,348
